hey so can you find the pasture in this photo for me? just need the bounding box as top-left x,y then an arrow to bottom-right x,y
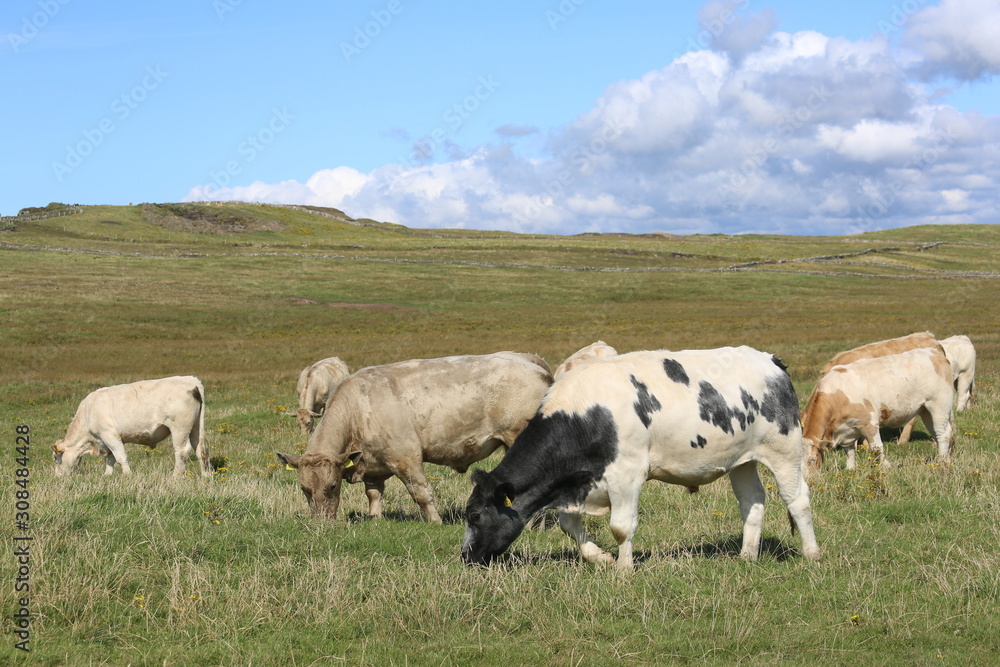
1,203 -> 998,665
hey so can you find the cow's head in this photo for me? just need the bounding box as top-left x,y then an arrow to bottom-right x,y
461,469 -> 527,566
276,450 -> 362,519
294,408 -> 322,435
51,441 -> 83,476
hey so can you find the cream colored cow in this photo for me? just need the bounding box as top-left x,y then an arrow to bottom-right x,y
294,356 -> 351,434
51,376 -> 211,477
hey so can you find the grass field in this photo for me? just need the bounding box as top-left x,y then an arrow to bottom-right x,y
1,203 -> 998,665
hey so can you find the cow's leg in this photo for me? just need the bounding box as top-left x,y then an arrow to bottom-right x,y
845,444 -> 857,470
919,405 -> 955,462
103,436 -> 131,475
607,483 -> 643,571
171,431 -> 194,477
956,374 -> 974,412
765,456 -> 821,561
729,462 -> 766,560
392,462 -> 442,523
898,416 -> 918,446
364,479 -> 386,518
557,510 -> 614,566
859,423 -> 887,467
103,450 -> 117,475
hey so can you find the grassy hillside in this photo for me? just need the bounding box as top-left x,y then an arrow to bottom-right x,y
1,203 -> 998,665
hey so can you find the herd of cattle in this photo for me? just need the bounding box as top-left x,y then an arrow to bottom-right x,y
49,331 -> 976,570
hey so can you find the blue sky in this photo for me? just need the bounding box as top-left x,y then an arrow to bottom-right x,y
3,0 -> 998,235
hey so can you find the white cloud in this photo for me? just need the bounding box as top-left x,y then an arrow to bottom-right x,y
186,2 -> 1000,236
905,0 -> 1000,81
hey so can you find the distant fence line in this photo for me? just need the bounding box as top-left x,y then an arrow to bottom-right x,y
1,207 -> 82,230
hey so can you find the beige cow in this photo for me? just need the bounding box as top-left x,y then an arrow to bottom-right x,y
802,349 -> 955,475
553,340 -> 618,379
293,356 -> 351,434
939,335 -> 976,411
277,352 -> 553,522
51,376 -> 211,477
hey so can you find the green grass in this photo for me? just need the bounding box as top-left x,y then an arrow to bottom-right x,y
1,203 -> 998,665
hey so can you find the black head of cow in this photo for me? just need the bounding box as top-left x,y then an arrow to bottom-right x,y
461,469 -> 528,566
276,450 -> 362,519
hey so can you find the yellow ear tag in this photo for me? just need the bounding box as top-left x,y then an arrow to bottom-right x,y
504,496 -> 513,508
344,459 -> 354,469
285,464 -> 295,471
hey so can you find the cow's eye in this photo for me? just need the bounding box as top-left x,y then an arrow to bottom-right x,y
468,511 -> 481,524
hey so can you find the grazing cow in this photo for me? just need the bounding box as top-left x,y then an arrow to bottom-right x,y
553,341 -> 618,379
293,356 -> 351,434
801,348 -> 955,475
277,352 -> 553,523
461,347 -> 820,570
51,376 -> 211,477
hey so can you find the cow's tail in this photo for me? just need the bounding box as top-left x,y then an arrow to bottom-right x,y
193,379 -> 212,476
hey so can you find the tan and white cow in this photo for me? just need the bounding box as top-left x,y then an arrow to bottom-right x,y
802,348 -> 955,475
277,352 -> 553,523
553,341 -> 618,380
293,356 -> 351,434
51,376 -> 211,477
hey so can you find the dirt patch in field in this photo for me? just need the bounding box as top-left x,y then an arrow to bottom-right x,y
142,203 -> 286,235
286,297 -> 415,311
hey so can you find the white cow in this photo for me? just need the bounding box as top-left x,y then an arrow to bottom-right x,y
294,356 -> 351,434
51,376 -> 211,477
462,347 -> 820,570
801,348 -> 955,474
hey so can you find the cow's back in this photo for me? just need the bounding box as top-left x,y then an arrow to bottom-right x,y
820,332 -> 939,377
320,353 -> 552,464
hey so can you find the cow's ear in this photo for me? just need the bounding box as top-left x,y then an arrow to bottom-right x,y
494,482 -> 515,508
341,450 -> 362,469
51,444 -> 64,455
276,452 -> 300,469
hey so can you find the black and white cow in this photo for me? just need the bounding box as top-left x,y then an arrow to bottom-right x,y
461,347 -> 821,570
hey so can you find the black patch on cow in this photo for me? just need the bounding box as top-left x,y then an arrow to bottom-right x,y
191,387 -> 202,403
758,373 -> 800,435
697,381 -> 736,435
663,358 -> 690,386
690,434 -> 707,449
630,375 -> 661,428
740,388 -> 759,426
495,404 -> 620,513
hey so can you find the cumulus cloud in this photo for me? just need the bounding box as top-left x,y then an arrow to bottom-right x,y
905,0 -> 1000,81
186,2 -> 1000,236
